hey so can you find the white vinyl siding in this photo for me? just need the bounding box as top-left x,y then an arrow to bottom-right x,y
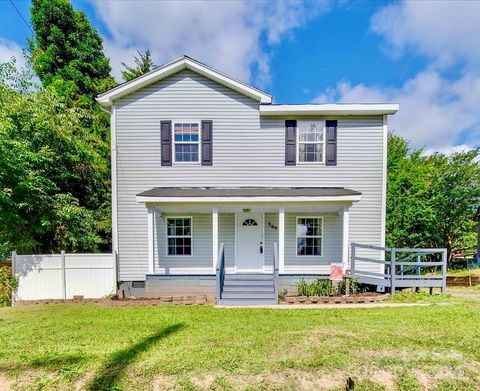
115,69 -> 384,280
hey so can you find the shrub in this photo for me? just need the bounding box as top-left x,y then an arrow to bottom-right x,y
0,266 -> 18,306
296,278 -> 334,296
296,277 -> 362,296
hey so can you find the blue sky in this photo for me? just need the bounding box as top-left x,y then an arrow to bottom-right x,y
1,0 -> 479,152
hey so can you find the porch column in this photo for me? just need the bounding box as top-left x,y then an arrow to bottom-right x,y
342,206 -> 350,271
279,207 -> 285,273
212,207 -> 218,272
147,206 -> 155,274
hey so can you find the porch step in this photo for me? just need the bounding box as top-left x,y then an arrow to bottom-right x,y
222,292 -> 275,299
222,285 -> 274,292
217,298 -> 278,306
218,273 -> 277,306
223,279 -> 274,286
224,274 -> 273,281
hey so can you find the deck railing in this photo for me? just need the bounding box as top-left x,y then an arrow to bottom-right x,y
273,242 -> 279,300
351,243 -> 447,294
216,243 -> 226,301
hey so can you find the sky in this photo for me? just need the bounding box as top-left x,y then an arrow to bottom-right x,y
1,0 -> 479,153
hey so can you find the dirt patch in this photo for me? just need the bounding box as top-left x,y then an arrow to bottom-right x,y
371,370 -> 394,390
154,370 -> 356,390
0,373 -> 11,391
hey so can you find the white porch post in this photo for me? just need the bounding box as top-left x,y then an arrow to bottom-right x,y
279,207 -> 285,274
342,206 -> 350,271
212,207 -> 218,272
147,206 -> 155,274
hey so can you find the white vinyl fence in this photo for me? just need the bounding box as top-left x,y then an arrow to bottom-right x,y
12,252 -> 116,301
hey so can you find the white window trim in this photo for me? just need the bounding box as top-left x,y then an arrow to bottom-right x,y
295,216 -> 324,257
296,120 -> 326,165
165,216 -> 194,257
172,120 -> 202,165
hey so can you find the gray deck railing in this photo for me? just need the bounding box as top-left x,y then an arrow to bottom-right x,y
351,243 -> 447,294
215,243 -> 226,301
273,242 -> 279,300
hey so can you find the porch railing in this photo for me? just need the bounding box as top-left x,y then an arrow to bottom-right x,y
216,243 -> 225,301
273,242 -> 279,300
351,243 -> 447,294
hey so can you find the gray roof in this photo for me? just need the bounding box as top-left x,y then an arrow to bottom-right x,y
137,187 -> 361,198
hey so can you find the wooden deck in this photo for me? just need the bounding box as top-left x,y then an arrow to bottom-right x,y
349,243 -> 447,294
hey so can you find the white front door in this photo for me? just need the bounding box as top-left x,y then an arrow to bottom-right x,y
236,213 -> 264,271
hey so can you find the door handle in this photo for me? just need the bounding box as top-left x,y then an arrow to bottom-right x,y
260,242 -> 263,254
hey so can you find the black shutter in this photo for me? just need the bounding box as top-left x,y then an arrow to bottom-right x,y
160,120 -> 172,166
325,120 -> 337,166
285,120 -> 297,166
201,120 -> 213,166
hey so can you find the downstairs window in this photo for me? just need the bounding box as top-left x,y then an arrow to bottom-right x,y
166,217 -> 192,256
296,217 -> 323,256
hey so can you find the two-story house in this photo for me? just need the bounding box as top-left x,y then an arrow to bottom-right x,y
97,56 -> 398,305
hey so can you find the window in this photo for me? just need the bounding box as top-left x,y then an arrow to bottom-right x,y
297,121 -> 325,163
174,122 -> 200,163
296,217 -> 323,256
166,217 -> 192,256
242,218 -> 258,226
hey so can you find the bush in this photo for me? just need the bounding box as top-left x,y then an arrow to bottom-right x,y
0,266 -> 18,306
296,277 -> 361,297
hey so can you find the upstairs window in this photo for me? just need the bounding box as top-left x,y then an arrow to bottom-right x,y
296,217 -> 323,256
297,121 -> 325,163
167,217 -> 192,256
174,122 -> 200,163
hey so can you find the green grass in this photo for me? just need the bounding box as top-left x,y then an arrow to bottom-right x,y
1,301 -> 480,390
447,267 -> 480,277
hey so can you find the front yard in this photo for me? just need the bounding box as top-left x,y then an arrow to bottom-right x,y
1,298 -> 480,390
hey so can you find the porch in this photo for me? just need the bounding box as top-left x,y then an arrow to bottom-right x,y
137,187 -> 362,304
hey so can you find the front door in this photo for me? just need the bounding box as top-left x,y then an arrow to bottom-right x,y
236,213 -> 264,271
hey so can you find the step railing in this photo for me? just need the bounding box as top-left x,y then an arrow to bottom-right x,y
216,243 -> 225,301
351,243 -> 447,294
273,242 -> 279,301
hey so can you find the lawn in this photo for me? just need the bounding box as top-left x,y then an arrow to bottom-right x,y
1,299 -> 480,391
447,267 -> 480,277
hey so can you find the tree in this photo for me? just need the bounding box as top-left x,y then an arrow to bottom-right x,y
121,50 -> 156,81
29,0 -> 115,103
0,60 -> 106,255
386,133 -> 480,260
27,0 -> 116,252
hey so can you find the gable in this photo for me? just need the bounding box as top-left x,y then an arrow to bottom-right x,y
97,56 -> 272,109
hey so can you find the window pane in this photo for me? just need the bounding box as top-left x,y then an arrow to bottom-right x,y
296,237 -> 321,256
299,122 -> 323,142
299,143 -> 323,162
175,144 -> 199,162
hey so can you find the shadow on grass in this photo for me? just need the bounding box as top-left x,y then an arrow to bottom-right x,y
88,323 -> 184,391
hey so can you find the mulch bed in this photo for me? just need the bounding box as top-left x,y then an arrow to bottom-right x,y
280,293 -> 389,305
15,293 -> 389,306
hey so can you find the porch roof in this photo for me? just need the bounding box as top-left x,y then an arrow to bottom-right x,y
136,187 -> 361,203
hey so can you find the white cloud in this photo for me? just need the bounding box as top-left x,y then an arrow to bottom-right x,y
314,1 -> 480,151
89,0 -> 329,85
0,39 -> 26,68
371,1 -> 480,70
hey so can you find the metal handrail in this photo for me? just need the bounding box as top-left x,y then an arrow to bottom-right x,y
215,243 -> 225,301
273,242 -> 279,301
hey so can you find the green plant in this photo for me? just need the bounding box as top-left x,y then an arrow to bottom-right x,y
296,278 -> 333,296
0,266 -> 18,306
337,278 -> 360,295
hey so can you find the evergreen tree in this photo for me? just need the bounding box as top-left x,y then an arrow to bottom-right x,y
121,50 -> 156,81
29,0 -> 115,103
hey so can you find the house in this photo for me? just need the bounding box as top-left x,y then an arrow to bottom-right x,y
97,56 -> 398,305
